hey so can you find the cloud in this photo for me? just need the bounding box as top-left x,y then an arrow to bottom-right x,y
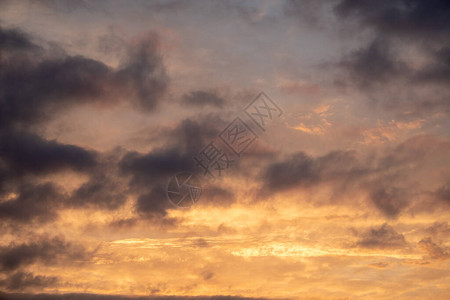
200,186 -> 235,207
434,182 -> 450,205
425,222 -> 450,239
135,185 -> 171,218
181,91 -> 225,108
69,151 -> 129,211
118,113 -> 242,218
0,236 -> 90,272
120,114 -> 228,187
0,183 -> 62,223
367,186 -> 408,219
0,26 -> 37,51
339,38 -> 407,87
116,33 -> 168,111
0,25 -> 170,223
0,293 -> 269,300
0,26 -> 168,132
70,174 -> 126,210
0,271 -> 58,291
418,237 -> 450,260
120,149 -> 194,190
333,0 -> 450,116
284,0 -> 332,27
0,144 -> 130,223
334,0 -> 450,40
259,135 -> 450,217
355,223 -> 408,249
0,131 -> 97,221
415,47 -> 450,85
261,151 -> 318,193
260,149 -> 367,195
0,131 -> 96,178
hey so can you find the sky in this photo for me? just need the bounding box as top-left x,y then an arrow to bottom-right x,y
0,0 -> 449,299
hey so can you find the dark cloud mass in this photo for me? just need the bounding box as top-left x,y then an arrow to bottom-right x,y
418,237 -> 450,260
0,271 -> 58,291
119,114 -> 229,218
0,293 -> 267,300
0,27 -> 36,51
116,34 -> 167,110
261,135 -> 450,217
0,24 -> 169,224
0,131 -> 96,177
120,149 -> 193,189
333,0 -> 450,115
70,174 -> 126,210
0,183 -> 62,223
0,26 -> 167,132
335,0 -> 450,39
416,47 -> 450,84
0,236 -> 89,272
355,223 -> 407,249
182,91 -> 225,108
339,38 -> 406,87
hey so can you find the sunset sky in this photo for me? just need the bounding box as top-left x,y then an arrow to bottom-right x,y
0,1 -> 449,299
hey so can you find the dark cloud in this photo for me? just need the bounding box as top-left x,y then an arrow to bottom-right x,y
135,185 -> 171,218
0,271 -> 58,291
0,27 -> 37,51
418,237 -> 450,260
0,131 -> 96,178
0,293 -> 268,300
262,151 -> 318,193
335,0 -> 450,40
119,115 -> 235,217
339,38 -> 407,87
0,183 -> 62,223
116,33 -> 167,111
355,223 -> 408,249
415,47 -> 450,84
260,150 -> 366,195
0,236 -> 90,272
260,135 -> 450,217
0,144 -> 130,223
201,271 -> 214,281
120,149 -> 194,190
434,182 -> 450,205
0,26 -> 167,132
120,114 -> 228,189
1,54 -> 113,130
0,25 -> 169,223
167,116 -> 226,155
70,174 -> 126,210
367,186 -> 408,219
0,131 -> 97,218
334,0 -> 450,115
192,238 -> 209,248
182,91 -> 225,108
